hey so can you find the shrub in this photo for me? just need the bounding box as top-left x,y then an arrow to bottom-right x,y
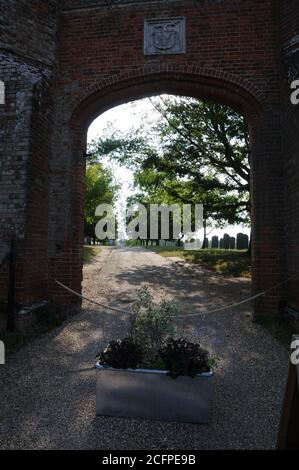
130,286 -> 178,365
97,287 -> 216,379
160,338 -> 213,379
98,337 -> 143,370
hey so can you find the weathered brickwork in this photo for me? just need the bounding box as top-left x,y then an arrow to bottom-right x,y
0,55 -> 48,304
280,0 -> 299,312
0,0 -> 61,305
0,0 -> 298,319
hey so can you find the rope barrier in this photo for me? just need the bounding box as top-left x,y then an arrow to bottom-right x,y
55,280 -> 130,315
55,276 -> 292,318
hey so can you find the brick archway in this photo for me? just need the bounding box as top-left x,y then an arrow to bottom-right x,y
1,0 -> 297,320
46,68 -> 284,318
70,65 -> 267,128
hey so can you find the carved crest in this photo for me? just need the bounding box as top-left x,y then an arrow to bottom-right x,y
152,22 -> 180,51
144,17 -> 186,55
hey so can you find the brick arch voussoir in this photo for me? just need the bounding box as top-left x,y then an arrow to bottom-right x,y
70,64 -> 269,130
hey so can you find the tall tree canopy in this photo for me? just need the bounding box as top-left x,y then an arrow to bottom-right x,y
85,163 -> 119,242
88,96 -> 251,230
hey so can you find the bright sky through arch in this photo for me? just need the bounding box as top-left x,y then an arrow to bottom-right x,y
87,96 -> 250,241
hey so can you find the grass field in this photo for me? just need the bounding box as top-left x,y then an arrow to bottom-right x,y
84,245 -> 101,264
148,247 -> 251,278
147,247 -> 298,344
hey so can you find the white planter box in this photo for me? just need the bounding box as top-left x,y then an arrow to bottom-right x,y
96,364 -> 214,424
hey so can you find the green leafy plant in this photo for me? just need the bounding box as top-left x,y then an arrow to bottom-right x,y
97,287 -> 216,378
160,338 -> 213,379
130,286 -> 178,366
98,337 -> 143,370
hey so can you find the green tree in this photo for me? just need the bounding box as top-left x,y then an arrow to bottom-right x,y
88,96 -> 251,243
85,163 -> 118,244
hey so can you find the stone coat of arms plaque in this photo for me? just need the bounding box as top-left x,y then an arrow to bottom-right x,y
144,17 -> 186,55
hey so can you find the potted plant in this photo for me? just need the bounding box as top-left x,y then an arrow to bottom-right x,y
96,286 -> 215,424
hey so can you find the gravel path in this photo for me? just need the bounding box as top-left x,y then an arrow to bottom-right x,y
0,247 -> 289,450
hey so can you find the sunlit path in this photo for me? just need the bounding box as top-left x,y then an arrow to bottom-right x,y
0,247 -> 289,450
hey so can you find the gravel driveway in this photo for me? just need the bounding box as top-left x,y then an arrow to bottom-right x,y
0,247 -> 289,450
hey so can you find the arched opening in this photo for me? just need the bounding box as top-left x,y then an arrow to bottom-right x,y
85,93 -> 252,268
46,74 -> 287,445
82,91 -> 254,368
52,71 -> 285,321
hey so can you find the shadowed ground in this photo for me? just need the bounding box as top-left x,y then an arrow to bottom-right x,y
0,247 -> 289,450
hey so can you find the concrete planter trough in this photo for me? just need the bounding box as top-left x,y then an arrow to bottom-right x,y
96,364 -> 214,424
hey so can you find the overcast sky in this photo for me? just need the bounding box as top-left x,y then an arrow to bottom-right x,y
87,97 -> 250,240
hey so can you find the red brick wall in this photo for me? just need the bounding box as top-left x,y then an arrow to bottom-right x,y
280,0 -> 299,311
51,0 -> 285,317
1,0 -> 298,319
0,0 -> 60,306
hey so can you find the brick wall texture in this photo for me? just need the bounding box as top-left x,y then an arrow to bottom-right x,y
0,0 -> 298,318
